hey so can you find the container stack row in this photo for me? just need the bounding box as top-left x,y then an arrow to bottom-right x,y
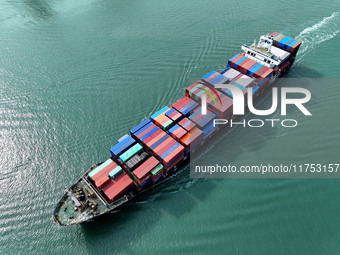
88,158 -> 134,202
101,171 -> 134,202
227,54 -> 274,87
269,32 -> 302,54
188,106 -> 216,139
132,156 -> 163,187
201,71 -> 230,87
151,106 -> 174,131
131,117 -> 185,172
171,96 -> 199,116
178,119 -> 203,154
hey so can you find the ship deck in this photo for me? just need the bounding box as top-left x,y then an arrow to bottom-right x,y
54,179 -> 110,225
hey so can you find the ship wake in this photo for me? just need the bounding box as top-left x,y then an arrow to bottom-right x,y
296,12 -> 339,62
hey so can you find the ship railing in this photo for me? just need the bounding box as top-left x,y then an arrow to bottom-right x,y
109,195 -> 130,208
81,176 -> 110,207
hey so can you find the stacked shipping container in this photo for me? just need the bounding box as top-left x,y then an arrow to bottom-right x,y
186,82 -> 233,119
132,115 -> 185,172
101,172 -> 134,202
227,54 -> 274,87
151,106 -> 174,131
270,32 -> 302,54
86,31 -> 300,204
172,97 -> 199,116
88,159 -> 120,189
132,156 -> 160,187
188,106 -> 217,139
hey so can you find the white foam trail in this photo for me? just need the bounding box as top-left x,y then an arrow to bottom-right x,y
296,12 -> 340,61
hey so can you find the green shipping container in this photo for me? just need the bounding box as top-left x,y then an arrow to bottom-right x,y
273,34 -> 283,42
151,164 -> 164,177
89,158 -> 113,178
108,166 -> 122,179
162,119 -> 173,131
119,143 -> 143,163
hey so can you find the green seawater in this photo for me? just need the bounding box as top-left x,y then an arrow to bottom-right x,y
1,0 -> 340,254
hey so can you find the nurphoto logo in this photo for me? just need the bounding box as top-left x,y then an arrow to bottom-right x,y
199,83 -> 312,128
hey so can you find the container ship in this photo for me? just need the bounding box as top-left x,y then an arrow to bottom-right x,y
53,32 -> 301,226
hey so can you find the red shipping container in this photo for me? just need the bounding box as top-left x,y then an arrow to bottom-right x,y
269,32 -> 280,38
165,154 -> 184,171
133,156 -> 159,180
102,172 -> 134,201
208,94 -> 233,118
261,68 -> 274,79
137,124 -> 157,139
171,126 -> 187,141
237,58 -> 251,73
163,146 -> 184,166
290,41 -> 301,53
204,72 -> 219,82
180,127 -> 203,148
142,129 -> 162,144
153,136 -> 173,154
185,81 -> 201,97
254,66 -> 273,80
172,97 -> 191,111
178,117 -> 196,132
94,175 -> 110,189
229,54 -> 244,67
166,108 -> 182,122
91,161 -> 118,183
155,139 -> 177,157
146,132 -> 167,148
241,59 -> 257,74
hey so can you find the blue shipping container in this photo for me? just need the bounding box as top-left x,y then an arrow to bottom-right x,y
246,63 -> 260,76
285,38 -> 295,49
134,122 -> 154,137
130,119 -> 151,135
252,86 -> 260,95
160,143 -> 180,160
118,134 -> 129,143
220,67 -> 230,74
150,134 -> 169,150
110,136 -> 136,158
140,126 -> 161,141
150,106 -> 169,121
168,124 -> 180,136
202,123 -> 216,139
234,56 -> 247,68
287,39 -> 298,50
179,101 -> 199,116
249,63 -> 263,76
202,70 -> 217,80
228,54 -> 241,64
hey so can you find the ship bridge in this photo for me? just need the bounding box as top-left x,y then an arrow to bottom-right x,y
241,35 -> 290,68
